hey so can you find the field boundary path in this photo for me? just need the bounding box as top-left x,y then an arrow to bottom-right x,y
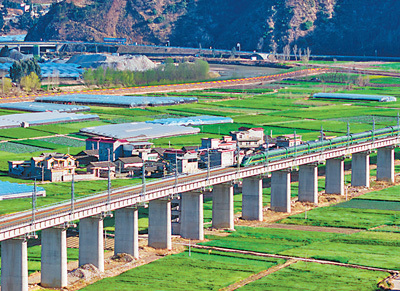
192,245 -> 399,274
220,259 -> 298,291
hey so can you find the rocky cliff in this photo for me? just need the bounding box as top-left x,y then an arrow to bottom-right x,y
25,0 -> 400,57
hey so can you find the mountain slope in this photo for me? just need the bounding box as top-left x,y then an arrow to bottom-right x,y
25,0 -> 400,57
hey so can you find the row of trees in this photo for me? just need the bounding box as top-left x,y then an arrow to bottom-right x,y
83,59 -> 210,87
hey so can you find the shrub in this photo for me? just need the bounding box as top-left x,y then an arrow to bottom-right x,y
20,72 -> 41,92
301,21 -> 313,31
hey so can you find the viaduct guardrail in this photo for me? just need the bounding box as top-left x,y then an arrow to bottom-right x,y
1,134 -> 398,242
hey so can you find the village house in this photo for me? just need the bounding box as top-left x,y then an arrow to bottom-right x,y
86,137 -> 129,161
276,134 -> 303,148
163,148 -> 198,174
87,161 -> 116,178
230,127 -> 265,149
115,157 -> 143,173
74,149 -> 99,166
9,153 -> 76,182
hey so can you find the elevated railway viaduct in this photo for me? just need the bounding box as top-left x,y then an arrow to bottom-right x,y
0,132 -> 398,290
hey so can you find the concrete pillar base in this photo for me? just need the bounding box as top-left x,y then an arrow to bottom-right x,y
242,177 -> 263,221
115,208 -> 139,259
1,238 -> 28,291
212,183 -> 234,229
377,147 -> 395,183
298,164 -> 318,204
271,170 -> 291,213
79,216 -> 104,272
351,152 -> 370,187
325,158 -> 344,195
148,199 -> 172,249
41,227 -> 68,288
180,192 -> 204,240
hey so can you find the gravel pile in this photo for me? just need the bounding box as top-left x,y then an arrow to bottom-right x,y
67,54 -> 156,71
68,263 -> 102,285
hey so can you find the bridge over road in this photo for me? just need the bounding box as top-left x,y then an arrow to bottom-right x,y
0,133 -> 398,290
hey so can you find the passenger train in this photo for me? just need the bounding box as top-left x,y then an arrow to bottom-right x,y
240,125 -> 400,167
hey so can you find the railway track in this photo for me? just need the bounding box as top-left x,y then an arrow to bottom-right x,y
0,166 -> 233,234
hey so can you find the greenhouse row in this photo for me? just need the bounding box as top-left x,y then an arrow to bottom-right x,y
313,93 -> 397,102
147,115 -> 233,126
36,94 -> 198,107
0,112 -> 99,129
0,180 -> 46,200
80,122 -> 200,141
0,102 -> 90,113
0,62 -> 84,78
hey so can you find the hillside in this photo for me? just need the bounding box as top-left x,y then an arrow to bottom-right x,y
25,0 -> 400,57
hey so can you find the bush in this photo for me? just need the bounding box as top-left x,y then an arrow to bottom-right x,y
0,77 -> 12,94
301,21 -> 313,31
20,72 -> 41,92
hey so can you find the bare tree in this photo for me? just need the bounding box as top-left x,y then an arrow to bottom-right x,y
306,47 -> 311,60
298,47 -> 302,61
283,44 -> 291,61
301,47 -> 311,65
293,44 -> 298,61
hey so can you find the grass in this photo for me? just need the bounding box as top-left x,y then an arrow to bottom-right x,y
332,199 -> 400,211
0,127 -> 53,139
240,261 -> 389,291
201,227 -> 342,253
279,207 -> 400,229
80,249 -> 283,291
281,231 -> 400,270
357,184 -> 400,202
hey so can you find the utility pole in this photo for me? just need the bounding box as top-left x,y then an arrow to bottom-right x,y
236,142 -> 241,171
142,162 -> 146,194
107,165 -> 111,205
71,173 -> 75,214
294,131 -> 297,157
372,117 -> 376,142
175,153 -> 178,187
347,122 -> 350,148
320,125 -> 324,141
32,179 -> 37,228
207,147 -> 210,179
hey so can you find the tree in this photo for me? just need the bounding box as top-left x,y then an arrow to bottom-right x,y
9,58 -> 41,83
1,77 -> 12,95
293,44 -> 298,61
283,45 -> 291,61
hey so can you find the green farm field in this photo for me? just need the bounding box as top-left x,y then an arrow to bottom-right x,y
81,249 -> 283,291
240,261 -> 389,291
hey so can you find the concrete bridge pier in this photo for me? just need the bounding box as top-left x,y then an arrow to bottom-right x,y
41,227 -> 67,288
1,238 -> 28,291
377,147 -> 395,183
298,164 -> 318,204
325,158 -> 345,195
212,183 -> 234,229
79,216 -> 104,272
242,177 -> 263,221
351,151 -> 370,187
271,170 -> 291,212
180,191 -> 204,240
148,199 -> 171,249
115,207 -> 139,259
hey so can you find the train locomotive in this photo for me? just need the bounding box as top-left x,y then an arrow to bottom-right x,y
240,125 -> 400,167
